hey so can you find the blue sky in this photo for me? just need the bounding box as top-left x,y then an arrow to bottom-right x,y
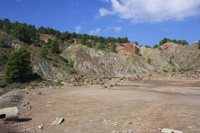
0,0 -> 200,46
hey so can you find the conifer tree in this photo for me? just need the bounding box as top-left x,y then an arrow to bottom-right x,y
4,47 -> 32,83
40,44 -> 48,58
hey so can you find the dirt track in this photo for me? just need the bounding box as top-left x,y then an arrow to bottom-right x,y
4,79 -> 200,133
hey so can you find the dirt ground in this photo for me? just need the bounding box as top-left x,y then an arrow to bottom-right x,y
1,79 -> 200,133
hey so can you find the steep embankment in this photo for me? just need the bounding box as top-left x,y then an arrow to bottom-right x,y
140,42 -> 200,72
0,32 -> 73,84
61,43 -> 200,77
61,44 -> 154,76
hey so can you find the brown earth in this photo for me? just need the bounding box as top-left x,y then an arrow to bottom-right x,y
1,79 -> 200,133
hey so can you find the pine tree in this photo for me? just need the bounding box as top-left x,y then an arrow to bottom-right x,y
12,24 -> 31,43
198,40 -> 200,49
0,51 -> 6,65
4,47 -> 32,83
56,31 -> 61,39
40,44 -> 48,58
97,43 -> 105,50
86,41 -> 92,48
51,39 -> 59,54
36,32 -> 40,43
3,18 -> 11,34
0,36 -> 6,48
0,19 -> 3,29
111,44 -> 117,53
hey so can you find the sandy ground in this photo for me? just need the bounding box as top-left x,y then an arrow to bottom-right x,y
2,79 -> 200,133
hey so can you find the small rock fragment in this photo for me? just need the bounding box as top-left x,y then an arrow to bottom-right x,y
127,129 -> 134,133
124,122 -> 132,125
160,128 -> 183,133
38,124 -> 44,129
52,117 -> 64,125
114,122 -> 118,126
187,126 -> 192,129
37,92 -> 42,95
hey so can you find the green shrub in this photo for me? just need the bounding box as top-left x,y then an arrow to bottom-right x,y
169,55 -> 175,66
68,59 -> 74,68
179,69 -> 192,73
135,47 -> 140,55
100,82 -> 104,85
69,67 -> 76,74
52,63 -> 58,67
56,79 -> 62,86
147,58 -> 151,64
111,44 -> 117,53
0,36 -> 6,48
163,70 -> 168,73
172,67 -> 176,72
0,51 -> 6,64
97,43 -> 105,50
198,40 -> 200,49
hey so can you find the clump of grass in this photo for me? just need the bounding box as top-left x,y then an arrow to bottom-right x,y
163,70 -> 168,73
172,67 -> 176,72
56,79 -> 63,86
179,69 -> 192,73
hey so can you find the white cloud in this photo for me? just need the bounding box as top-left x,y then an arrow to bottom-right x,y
75,26 -> 81,33
114,27 -> 122,32
17,0 -> 22,2
90,28 -> 101,35
99,8 -> 115,16
99,0 -> 200,23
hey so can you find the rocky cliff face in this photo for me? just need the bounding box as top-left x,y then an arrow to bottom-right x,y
61,45 -> 154,77
140,43 -> 200,72
31,55 -> 70,80
62,43 -> 200,77
1,30 -> 200,82
0,32 -> 72,82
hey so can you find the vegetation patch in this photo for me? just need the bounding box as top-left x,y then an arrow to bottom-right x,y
169,55 -> 175,66
179,69 -> 192,73
147,58 -> 151,64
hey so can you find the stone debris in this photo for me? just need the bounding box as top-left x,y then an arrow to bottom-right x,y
52,117 -> 64,125
104,86 -> 108,88
113,122 -> 118,126
36,92 -> 42,95
103,119 -> 119,126
187,126 -> 192,129
38,124 -> 44,129
124,122 -> 132,125
160,128 -> 183,133
127,129 -> 134,133
22,101 -> 32,109
110,83 -> 117,87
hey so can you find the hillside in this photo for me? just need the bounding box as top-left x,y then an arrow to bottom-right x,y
61,44 -> 154,77
140,42 -> 200,72
0,18 -> 200,88
0,31 -> 76,87
61,43 -> 200,77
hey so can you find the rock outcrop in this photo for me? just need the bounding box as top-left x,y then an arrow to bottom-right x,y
62,45 -> 154,76
31,55 -> 70,80
140,42 -> 200,72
